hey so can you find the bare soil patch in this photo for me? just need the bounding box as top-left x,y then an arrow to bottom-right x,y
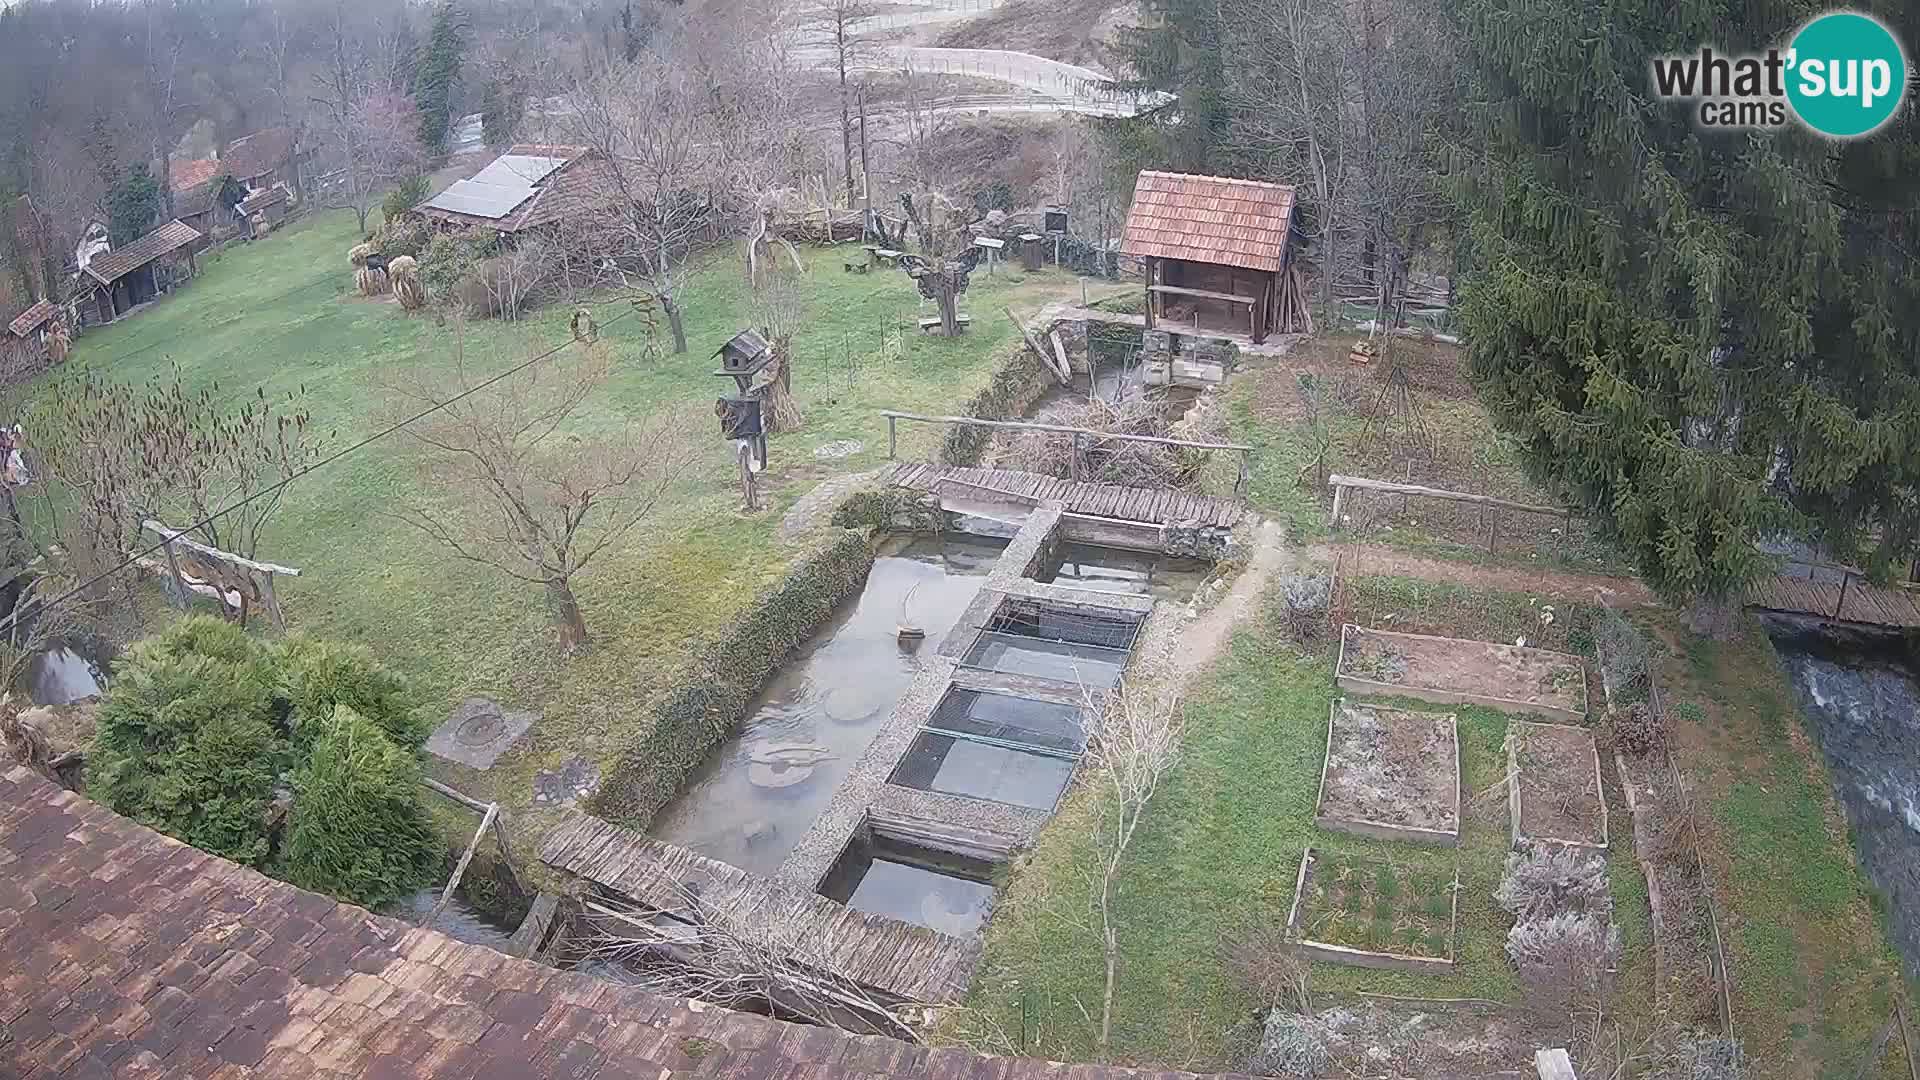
1337,624 -> 1588,721
1508,721 -> 1606,848
1286,847 -> 1458,972
1315,699 -> 1459,844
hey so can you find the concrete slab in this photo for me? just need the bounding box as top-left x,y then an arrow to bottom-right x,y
425,697 -> 536,770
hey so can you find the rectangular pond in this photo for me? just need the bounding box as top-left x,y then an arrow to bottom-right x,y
647,534 -> 1008,876
818,834 -> 999,937
1037,542 -> 1211,603
960,598 -> 1142,689
887,686 -> 1085,812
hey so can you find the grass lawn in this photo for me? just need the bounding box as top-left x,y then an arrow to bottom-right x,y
1224,335 -> 1630,575
1656,620 -> 1909,1079
38,208 -> 1114,860
944,576 -> 1653,1068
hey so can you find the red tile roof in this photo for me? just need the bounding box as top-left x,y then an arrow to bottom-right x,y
171,157 -> 221,192
7,299 -> 57,338
0,766 -> 1255,1080
1120,171 -> 1297,273
221,127 -> 297,182
83,219 -> 202,286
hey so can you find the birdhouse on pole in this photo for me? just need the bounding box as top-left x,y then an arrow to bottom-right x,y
712,329 -> 773,393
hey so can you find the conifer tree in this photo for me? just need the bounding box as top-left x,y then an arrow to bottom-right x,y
1453,1 -> 1920,618
415,2 -> 468,155
1106,0 -> 1228,172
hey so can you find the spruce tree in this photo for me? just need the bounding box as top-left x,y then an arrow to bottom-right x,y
415,3 -> 468,155
106,162 -> 160,246
1453,1 -> 1920,614
1106,0 -> 1229,172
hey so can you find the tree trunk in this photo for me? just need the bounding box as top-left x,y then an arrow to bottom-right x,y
663,293 -> 687,354
937,282 -> 959,337
1687,593 -> 1738,640
547,579 -> 590,651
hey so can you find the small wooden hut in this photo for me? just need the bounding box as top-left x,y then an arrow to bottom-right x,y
80,220 -> 202,324
1119,171 -> 1304,343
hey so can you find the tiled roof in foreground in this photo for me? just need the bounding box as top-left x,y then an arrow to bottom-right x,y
0,766 -> 1247,1080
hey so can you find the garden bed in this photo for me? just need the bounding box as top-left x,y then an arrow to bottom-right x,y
1336,624 -> 1589,722
1506,721 -> 1607,849
1313,699 -> 1459,846
1283,847 -> 1458,974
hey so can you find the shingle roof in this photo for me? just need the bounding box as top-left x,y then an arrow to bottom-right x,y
83,220 -> 202,286
1120,171 -> 1297,273
239,186 -> 288,215
8,299 -> 57,338
0,766 -> 1255,1080
221,127 -> 297,182
171,158 -> 221,192
418,145 -> 622,234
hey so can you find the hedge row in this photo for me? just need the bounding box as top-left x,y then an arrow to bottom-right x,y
589,528 -> 880,828
939,345 -> 1053,466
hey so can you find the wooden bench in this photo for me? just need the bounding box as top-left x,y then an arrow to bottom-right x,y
918,314 -> 972,332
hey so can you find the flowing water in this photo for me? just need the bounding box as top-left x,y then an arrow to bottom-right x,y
391,889 -> 519,950
648,534 -> 1009,876
1764,616 -> 1920,974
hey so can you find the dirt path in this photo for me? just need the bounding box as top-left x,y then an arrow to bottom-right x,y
1312,541 -> 1659,609
1125,520 -> 1293,695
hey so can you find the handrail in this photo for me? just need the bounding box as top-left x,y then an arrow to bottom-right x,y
879,410 -> 1251,452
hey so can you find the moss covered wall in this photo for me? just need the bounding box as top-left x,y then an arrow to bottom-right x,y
939,346 -> 1053,467
589,528 -> 881,829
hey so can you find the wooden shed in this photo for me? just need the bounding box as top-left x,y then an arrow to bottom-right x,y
81,219 -> 202,324
1119,171 -> 1300,343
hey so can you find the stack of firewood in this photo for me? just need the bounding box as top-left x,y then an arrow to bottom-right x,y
1274,264 -> 1315,335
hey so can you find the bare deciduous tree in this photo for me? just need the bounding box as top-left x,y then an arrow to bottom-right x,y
311,2 -> 426,233
1221,0 -> 1457,324
1083,679 -> 1182,1058
387,327 -> 696,652
796,0 -> 883,206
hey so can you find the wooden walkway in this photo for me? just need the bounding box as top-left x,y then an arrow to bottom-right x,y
1746,574 -> 1920,628
539,812 -> 982,1004
890,463 -> 1243,527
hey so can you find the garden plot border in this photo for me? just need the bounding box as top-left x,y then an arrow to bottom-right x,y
1336,624 -> 1590,723
1282,846 -> 1459,975
1506,720 -> 1608,850
1313,699 -> 1460,847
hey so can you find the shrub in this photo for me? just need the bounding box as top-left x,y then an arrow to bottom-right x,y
1274,573 -> 1332,648
375,215 -> 432,259
382,175 -> 432,224
1494,845 -> 1611,921
1605,701 -> 1665,755
274,637 -> 427,749
279,705 -> 439,909
88,618 -> 284,866
1247,1009 -> 1333,1078
1505,911 -> 1621,1009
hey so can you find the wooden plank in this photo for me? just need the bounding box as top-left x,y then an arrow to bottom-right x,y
1148,284 -> 1258,305
878,410 -> 1252,453
142,519 -> 302,576
1324,474 -> 1563,517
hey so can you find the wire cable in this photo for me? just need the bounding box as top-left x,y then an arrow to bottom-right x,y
10,302 -> 643,633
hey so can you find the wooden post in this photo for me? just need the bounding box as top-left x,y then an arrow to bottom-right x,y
1142,257 -> 1156,329
1836,573 -> 1850,620
1070,432 -> 1084,482
1330,483 -> 1347,529
1235,450 -> 1252,502
739,442 -> 759,511
424,802 -> 498,930
887,415 -> 898,459
260,572 -> 286,632
1488,508 -> 1500,553
159,537 -> 188,610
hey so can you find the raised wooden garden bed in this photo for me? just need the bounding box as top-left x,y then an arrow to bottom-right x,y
1314,699 -> 1460,846
1284,847 -> 1458,974
1336,624 -> 1589,722
1507,720 -> 1608,849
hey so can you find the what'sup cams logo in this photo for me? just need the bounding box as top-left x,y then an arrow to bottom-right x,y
1651,11 -> 1910,137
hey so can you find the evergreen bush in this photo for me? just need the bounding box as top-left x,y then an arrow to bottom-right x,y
279,705 -> 439,909
274,636 -> 426,749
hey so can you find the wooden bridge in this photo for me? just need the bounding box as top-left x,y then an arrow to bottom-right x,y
890,463 -> 1243,528
1746,574 -> 1920,629
539,812 -> 982,1003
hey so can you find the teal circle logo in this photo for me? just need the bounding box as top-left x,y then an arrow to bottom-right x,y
1786,12 -> 1909,137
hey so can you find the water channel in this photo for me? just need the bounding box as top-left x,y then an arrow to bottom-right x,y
1764,615 -> 1920,975
648,533 -> 1009,876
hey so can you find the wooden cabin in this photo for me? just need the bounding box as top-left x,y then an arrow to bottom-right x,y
1119,171 -> 1300,344
80,219 -> 202,324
